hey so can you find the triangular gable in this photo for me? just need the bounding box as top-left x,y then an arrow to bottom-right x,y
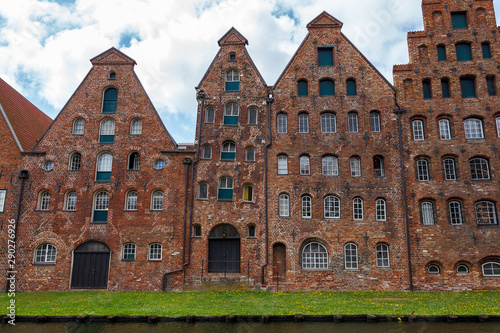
307,11 -> 343,30
90,47 -> 137,66
218,27 -> 249,46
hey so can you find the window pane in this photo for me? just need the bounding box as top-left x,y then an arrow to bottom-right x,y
123,244 -> 136,260
350,157 -> 361,177
443,158 -> 456,180
97,154 -> 113,172
449,201 -> 463,225
277,114 -> 287,133
417,159 -> 429,181
376,199 -> 386,221
322,156 -> 339,176
152,191 -> 164,210
464,119 -> 483,139
412,120 -> 425,140
279,194 -> 289,217
439,119 -> 451,140
100,119 -> 115,135
496,117 -> 500,138
475,201 -> 497,225
126,191 -> 137,210
353,198 -> 363,220
248,108 -> 257,125
421,202 -> 435,225
0,190 -> 6,213
300,156 -> 310,175
302,242 -> 328,269
205,108 -> 215,123
376,244 -> 390,268
202,146 -> 212,159
298,114 -> 309,133
73,119 -> 85,134
66,192 -> 77,211
69,153 -> 81,171
246,148 -> 255,162
198,183 -> 208,199
374,157 -> 384,177
348,113 -> 358,132
370,112 -> 381,132
103,88 -> 118,113
243,186 -> 253,202
470,158 -> 490,180
324,196 -> 340,218
321,113 -> 336,133
302,196 -> 312,218
149,244 -> 162,260
130,119 -> 142,135
318,47 -> 333,66
278,155 -> 288,175
344,243 -> 358,269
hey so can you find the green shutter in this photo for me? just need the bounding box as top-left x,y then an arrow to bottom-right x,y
225,81 -> 240,91
423,81 -> 432,99
93,210 -> 108,223
298,81 -> 308,96
318,47 -> 333,66
103,88 -> 118,113
460,78 -> 476,98
223,115 -> 238,126
100,135 -> 114,143
451,12 -> 467,29
456,43 -> 472,61
437,46 -> 446,61
218,189 -> 233,201
221,152 -> 236,161
482,43 -> 492,59
319,80 -> 335,96
441,80 -> 450,98
346,80 -> 357,96
96,172 -> 111,182
487,77 -> 496,96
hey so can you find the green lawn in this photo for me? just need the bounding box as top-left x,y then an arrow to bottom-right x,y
1,291 -> 499,316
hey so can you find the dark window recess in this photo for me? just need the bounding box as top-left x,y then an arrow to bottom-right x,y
96,172 -> 111,182
103,88 -> 118,113
441,79 -> 450,98
456,43 -> 472,61
319,80 -> 335,96
193,225 -> 201,237
99,135 -> 114,144
229,54 -> 236,61
346,79 -> 357,96
487,76 -> 496,96
460,78 -> 476,98
248,225 -> 256,237
423,80 -> 432,99
318,47 -> 334,66
482,43 -> 492,59
437,45 -> 447,61
298,80 -> 308,96
451,12 -> 468,29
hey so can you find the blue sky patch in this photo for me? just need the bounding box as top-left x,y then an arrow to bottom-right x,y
42,0 -> 77,6
271,4 -> 299,26
119,31 -> 142,48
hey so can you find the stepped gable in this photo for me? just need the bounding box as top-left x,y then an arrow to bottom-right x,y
0,78 -> 52,151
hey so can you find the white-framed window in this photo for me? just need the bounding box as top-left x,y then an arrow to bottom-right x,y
221,141 -> 236,161
448,201 -> 463,225
456,264 -> 469,274
151,190 -> 164,210
412,119 -> 425,141
277,113 -> 287,133
34,244 -> 57,263
148,243 -> 162,261
126,190 -> 138,210
348,112 -> 358,133
243,185 -> 253,202
298,113 -> 309,133
225,69 -> 240,91
321,113 -> 336,133
96,153 -> 113,181
224,103 -> 239,125
99,118 -> 116,142
38,190 -> 50,211
464,118 -> 484,139
324,195 -> 340,219
69,152 -> 81,171
154,159 -> 165,170
496,117 -> 500,137
194,224 -> 202,237
443,158 -> 457,180
428,264 -> 440,274
302,242 -> 328,270
279,194 -> 289,217
344,243 -> 358,270
248,108 -> 258,125
300,155 -> 310,175
482,262 -> 500,276
277,155 -> 288,175
198,182 -> 208,200
475,201 -> 497,225
416,159 -> 430,181
0,190 -> 6,213
302,195 -> 312,219
350,157 -> 361,177
370,111 -> 381,132
128,152 -> 140,170
376,243 -> 390,268
373,156 -> 384,177
469,157 -> 490,180
322,156 -> 338,176
72,118 -> 85,135
376,198 -> 386,221
205,107 -> 215,124
43,161 -> 54,172
218,177 -> 234,201
202,146 -> 212,160
65,191 -> 77,211
245,148 -> 255,162
421,201 -> 435,226
92,191 -> 109,223
439,119 -> 451,140
353,197 -> 363,220
130,118 -> 142,135
122,243 -> 136,260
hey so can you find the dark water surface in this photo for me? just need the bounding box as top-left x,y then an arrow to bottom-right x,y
2,322 -> 500,333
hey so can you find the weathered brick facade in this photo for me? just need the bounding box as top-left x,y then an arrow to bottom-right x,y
2,0 -> 499,292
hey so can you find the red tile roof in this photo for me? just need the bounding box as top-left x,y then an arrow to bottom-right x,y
0,78 -> 52,151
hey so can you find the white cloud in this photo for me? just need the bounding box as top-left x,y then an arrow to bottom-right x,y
0,0 -> 498,143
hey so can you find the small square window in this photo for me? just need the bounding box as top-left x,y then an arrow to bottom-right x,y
451,12 -> 467,29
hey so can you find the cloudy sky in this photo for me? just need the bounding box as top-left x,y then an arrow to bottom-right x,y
0,0 -> 499,144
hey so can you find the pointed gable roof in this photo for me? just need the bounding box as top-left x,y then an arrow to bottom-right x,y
218,27 -> 249,46
0,78 -> 52,151
90,47 -> 137,66
307,11 -> 343,30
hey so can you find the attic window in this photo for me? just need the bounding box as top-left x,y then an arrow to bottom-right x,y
108,71 -> 116,80
229,53 -> 236,62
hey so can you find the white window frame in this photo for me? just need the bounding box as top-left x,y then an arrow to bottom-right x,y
353,197 -> 364,220
69,152 -> 81,171
277,113 -> 287,133
302,242 -> 328,270
122,243 -> 136,260
376,198 -> 387,221
439,119 -> 451,140
126,190 -> 138,210
322,156 -> 338,176
448,201 -> 463,225
496,117 -> 500,138
456,264 -> 469,274
97,153 -> 113,172
421,201 -> 435,226
225,69 -> 240,83
39,191 -> 50,211
0,190 -> 6,213
279,194 -> 289,217
300,156 -> 310,175
100,118 -> 115,135
348,112 -> 359,133
151,190 -> 164,210
302,195 -> 312,219
350,157 -> 361,177
373,156 -> 384,177
376,243 -> 390,268
370,112 -> 381,132
321,113 -> 336,133
148,243 -> 162,261
416,159 -> 430,181
198,182 -> 208,200
482,262 -> 500,276
298,113 -> 309,133
65,191 -> 77,211
248,108 -> 258,125
412,119 -> 425,141
277,155 -> 288,175
72,118 -> 85,135
344,243 -> 358,270
469,157 -> 490,180
34,244 -> 57,263
324,195 -> 340,219
130,118 -> 142,135
464,118 -> 484,139
443,158 -> 457,180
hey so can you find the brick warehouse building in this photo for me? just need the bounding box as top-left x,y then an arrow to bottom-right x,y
2,0 -> 500,292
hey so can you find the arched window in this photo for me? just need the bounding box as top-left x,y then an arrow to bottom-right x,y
279,194 -> 289,217
344,243 -> 358,270
350,157 -> 361,177
421,201 -> 435,226
298,80 -> 308,96
376,243 -> 390,268
482,262 -> 500,276
277,155 -> 288,175
277,113 -> 287,133
225,69 -> 240,91
224,103 -> 239,125
245,148 -> 255,162
243,185 -> 253,202
102,88 -> 118,113
348,112 -> 358,132
65,191 -> 77,211
130,118 -> 142,135
416,158 -> 430,181
475,201 -> 497,225
205,107 -> 215,123
99,118 -> 115,143
321,113 -> 336,133
300,155 -> 310,175
412,119 -> 425,140
298,113 -> 309,133
151,190 -> 164,210
438,119 -> 451,140
443,157 -> 457,181
346,78 -> 357,96
456,264 -> 469,274
322,156 -> 338,176
373,156 -> 384,177
148,243 -> 162,261
496,117 -> 500,137
221,141 -> 236,161
96,153 -> 113,181
72,118 -> 85,135
370,112 -> 381,132
353,197 -> 363,220
470,157 -> 490,180
69,152 -> 81,171
302,195 -> 312,219
122,243 -> 136,260
218,177 -> 234,201
202,146 -> 212,160
428,264 -> 440,274
376,198 -> 386,221
93,191 -> 109,223
302,242 -> 328,269
198,182 -> 208,200
464,118 -> 484,139
34,244 -> 57,263
38,190 -> 50,211
324,195 -> 340,219
128,152 -> 140,170
126,190 -> 138,210
248,108 -> 258,125
319,79 -> 335,96
448,201 -> 463,225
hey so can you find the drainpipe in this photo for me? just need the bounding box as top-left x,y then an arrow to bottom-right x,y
5,170 -> 29,292
393,104 -> 414,291
262,92 -> 274,285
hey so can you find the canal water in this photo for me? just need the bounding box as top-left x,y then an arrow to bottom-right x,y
1,322 -> 500,333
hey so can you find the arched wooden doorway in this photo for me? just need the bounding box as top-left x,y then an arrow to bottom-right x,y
208,224 -> 240,273
273,243 -> 286,283
71,241 -> 110,289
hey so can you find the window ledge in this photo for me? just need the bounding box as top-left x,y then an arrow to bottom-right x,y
121,259 -> 135,262
127,169 -> 140,172
247,237 -> 257,239
33,263 -> 56,266
218,199 -> 233,202
62,210 -> 76,212
150,209 -> 164,212
197,198 -> 209,201
148,259 -> 162,262
302,269 -> 330,272
91,222 -> 108,224
34,210 -> 50,212
124,209 -> 137,212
